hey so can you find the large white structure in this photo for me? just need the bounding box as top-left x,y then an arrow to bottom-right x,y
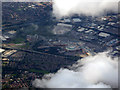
52,23 -> 72,35
77,28 -> 85,32
64,19 -> 71,23
72,18 -> 81,23
57,23 -> 72,27
0,48 -> 5,53
99,32 -> 110,37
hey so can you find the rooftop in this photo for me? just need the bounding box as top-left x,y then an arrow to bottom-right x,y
99,32 -> 110,37
57,23 -> 72,27
77,28 -> 85,32
72,18 -> 81,22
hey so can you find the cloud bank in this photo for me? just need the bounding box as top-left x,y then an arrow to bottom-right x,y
4,0 -> 119,17
53,0 -> 119,18
2,0 -> 52,2
32,52 -> 118,88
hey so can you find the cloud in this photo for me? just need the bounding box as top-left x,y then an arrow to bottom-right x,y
2,0 -> 52,2
3,0 -> 119,18
52,0 -> 119,18
32,52 -> 118,88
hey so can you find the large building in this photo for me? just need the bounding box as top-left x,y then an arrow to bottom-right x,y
72,18 -> 81,23
52,23 -> 72,35
98,32 -> 110,37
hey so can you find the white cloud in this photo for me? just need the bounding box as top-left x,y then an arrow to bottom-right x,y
32,52 -> 118,88
4,0 -> 119,17
53,0 -> 119,18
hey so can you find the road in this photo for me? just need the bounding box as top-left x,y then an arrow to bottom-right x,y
2,46 -> 68,59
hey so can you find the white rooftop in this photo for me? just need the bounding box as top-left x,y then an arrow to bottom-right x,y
116,46 -> 120,50
99,32 -> 110,37
0,48 -> 5,53
108,22 -> 115,25
72,18 -> 81,22
0,36 -> 6,41
57,23 -> 72,27
8,30 -> 16,34
85,30 -> 93,33
77,28 -> 85,32
64,19 -> 71,22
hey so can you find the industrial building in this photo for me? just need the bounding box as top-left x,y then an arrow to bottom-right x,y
52,23 -> 72,35
72,18 -> 81,23
77,28 -> 85,32
98,32 -> 110,37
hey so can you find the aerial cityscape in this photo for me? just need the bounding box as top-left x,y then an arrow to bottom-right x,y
1,1 -> 119,89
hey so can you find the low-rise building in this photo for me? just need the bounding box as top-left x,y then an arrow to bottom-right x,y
77,28 -> 85,32
52,23 -> 72,35
2,50 -> 17,57
85,29 -> 93,33
99,32 -> 110,37
64,18 -> 71,23
8,30 -> 16,35
0,36 -> 6,41
116,46 -> 120,50
72,18 -> 81,23
108,22 -> 115,25
0,48 -> 5,53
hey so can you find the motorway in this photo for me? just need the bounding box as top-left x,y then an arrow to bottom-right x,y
2,46 -> 70,59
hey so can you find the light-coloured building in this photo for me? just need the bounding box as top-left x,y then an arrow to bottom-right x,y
77,28 -> 85,32
72,18 -> 81,23
57,23 -> 72,27
0,48 -> 5,53
64,19 -> 71,23
2,50 -> 17,57
2,58 -> 9,61
108,22 -> 115,25
85,29 -> 93,33
66,45 -> 80,51
0,36 -> 6,41
52,23 -> 72,35
4,35 -> 9,39
116,46 -> 120,50
99,32 -> 110,37
8,30 -> 16,34
101,17 -> 107,21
